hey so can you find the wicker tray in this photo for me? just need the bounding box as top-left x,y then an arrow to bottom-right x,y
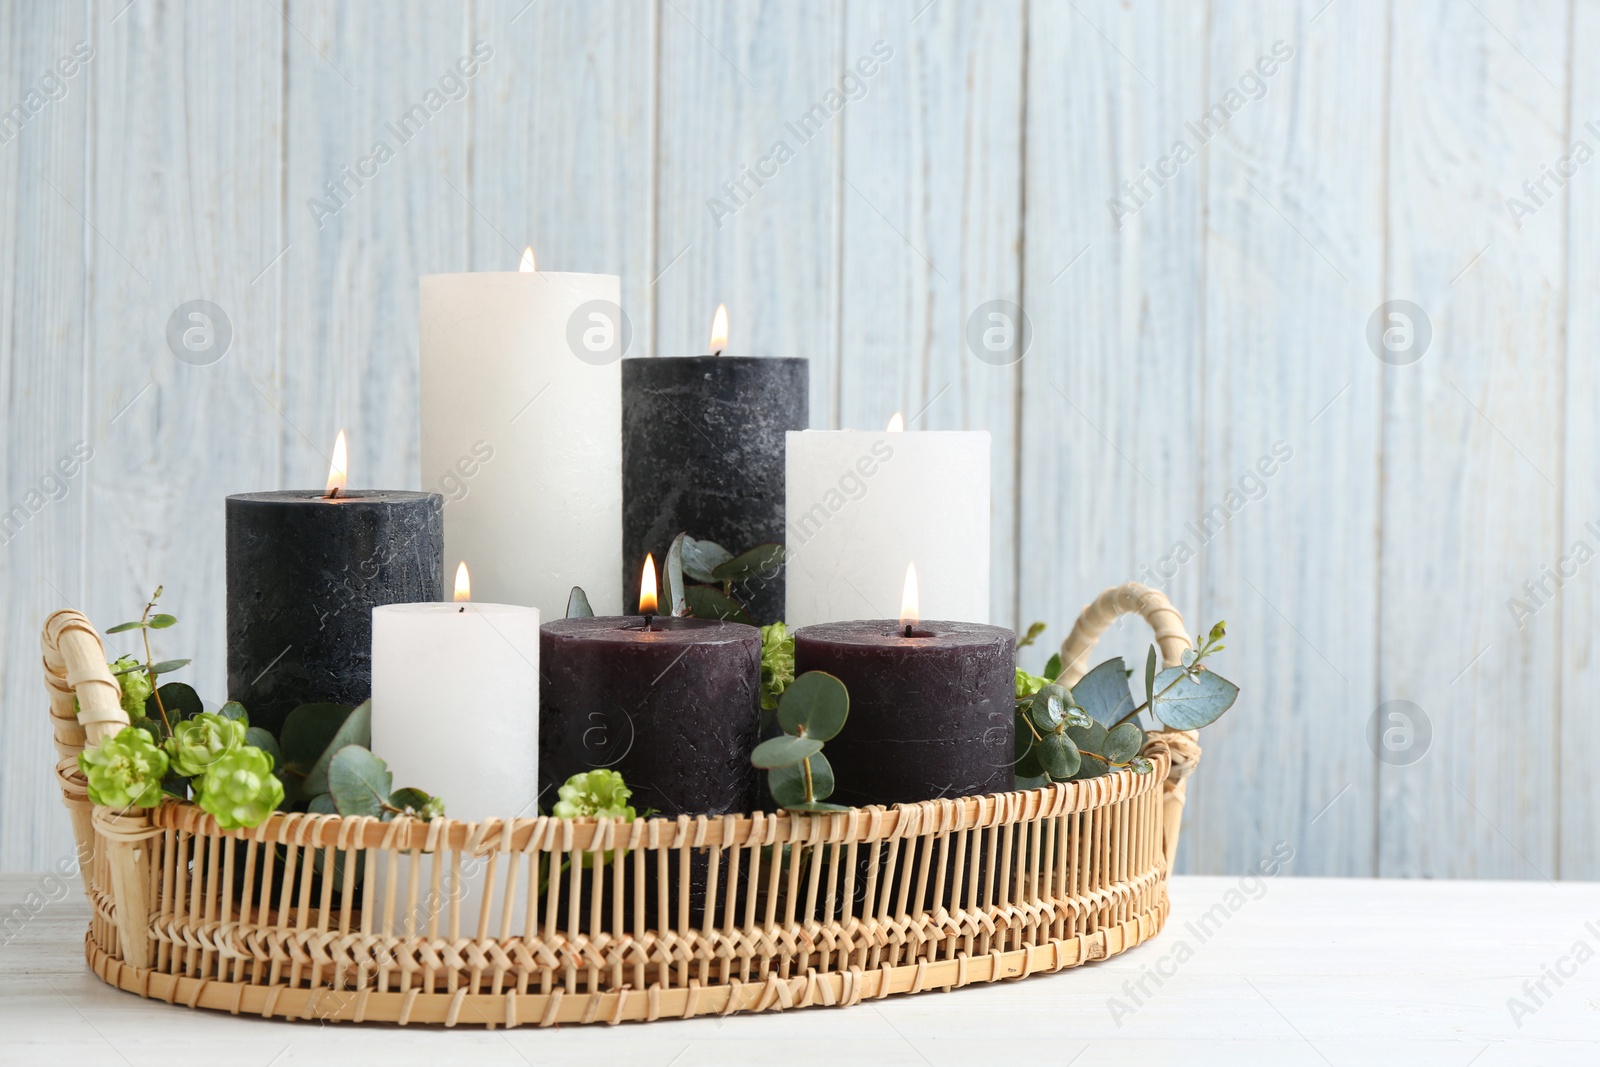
45,582 -> 1202,1027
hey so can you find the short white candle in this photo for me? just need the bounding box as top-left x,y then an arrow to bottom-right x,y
421,251 -> 623,617
784,423 -> 990,626
370,592 -> 540,823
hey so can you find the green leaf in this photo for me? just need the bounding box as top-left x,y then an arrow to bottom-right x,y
147,614 -> 178,629
1014,724 -> 1043,778
1181,648 -> 1199,668
1028,684 -> 1069,732
105,621 -> 145,634
147,658 -> 191,675
679,536 -> 735,583
1129,757 -> 1154,775
1072,753 -> 1110,780
147,682 -> 202,722
683,583 -> 755,625
1072,658 -> 1135,727
1143,646 -> 1157,712
769,751 -> 835,806
1150,667 -> 1239,730
1043,652 -> 1063,681
1105,722 -> 1143,763
1014,773 -> 1052,791
1016,621 -> 1047,649
1067,719 -> 1107,758
711,543 -> 785,584
327,746 -> 393,818
217,701 -> 249,726
751,733 -> 824,769
244,726 -> 281,766
303,700 -> 372,795
306,793 -> 337,815
663,532 -> 688,617
776,671 -> 850,741
111,661 -> 147,676
279,703 -> 356,773
566,586 -> 595,619
387,787 -> 440,818
1036,732 -> 1081,779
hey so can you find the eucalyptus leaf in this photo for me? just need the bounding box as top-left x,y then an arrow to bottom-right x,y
111,661 -> 147,676
1144,646 -> 1157,711
711,543 -> 786,584
148,659 -> 191,675
1105,722 -> 1143,763
307,793 -> 337,815
1015,773 -> 1052,791
751,733 -> 824,769
279,703 -> 356,773
1072,753 -> 1110,780
1028,684 -> 1069,732
1016,621 -> 1047,649
217,701 -> 249,725
105,621 -> 144,634
327,746 -> 393,818
245,727 -> 281,766
1150,667 -> 1239,730
1036,732 -> 1081,779
1072,657 -> 1136,727
776,671 -> 849,741
304,701 -> 372,795
147,614 -> 178,629
565,586 -> 594,619
663,532 -> 687,617
1129,757 -> 1154,775
1181,648 -> 1199,668
1067,719 -> 1107,757
683,583 -> 754,625
387,787 -> 438,817
769,752 -> 835,806
1014,728 -> 1043,778
146,682 -> 202,723
781,801 -> 852,813
679,536 -> 734,583
1044,652 -> 1063,681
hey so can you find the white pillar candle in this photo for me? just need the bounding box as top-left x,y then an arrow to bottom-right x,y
370,599 -> 540,822
784,427 -> 990,627
421,261 -> 623,617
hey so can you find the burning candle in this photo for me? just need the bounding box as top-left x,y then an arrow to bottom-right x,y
784,415 -> 990,628
226,431 -> 444,735
421,247 -> 623,619
538,558 -> 762,816
792,563 -> 1014,806
371,562 -> 541,821
622,305 -> 808,624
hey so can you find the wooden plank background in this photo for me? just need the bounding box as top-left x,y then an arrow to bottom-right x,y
0,0 -> 1588,879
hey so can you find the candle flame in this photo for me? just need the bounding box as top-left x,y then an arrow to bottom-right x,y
325,430 -> 348,496
887,412 -> 905,432
709,304 -> 729,354
519,246 -> 536,272
899,562 -> 919,628
639,554 -> 659,615
454,561 -> 471,603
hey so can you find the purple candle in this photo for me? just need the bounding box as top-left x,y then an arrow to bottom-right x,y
539,565 -> 761,815
793,582 -> 1014,806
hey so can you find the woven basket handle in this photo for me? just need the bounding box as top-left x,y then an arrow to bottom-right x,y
43,609 -> 129,752
1055,582 -> 1201,871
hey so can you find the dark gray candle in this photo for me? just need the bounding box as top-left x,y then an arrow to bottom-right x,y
539,615 -> 761,816
226,490 -> 444,735
622,355 -> 808,624
793,620 -> 1014,806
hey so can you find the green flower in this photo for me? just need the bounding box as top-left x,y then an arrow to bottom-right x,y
79,726 -> 170,809
195,745 -> 284,830
553,770 -> 636,820
1016,668 -> 1051,699
759,622 -> 795,711
165,712 -> 246,777
110,656 -> 153,720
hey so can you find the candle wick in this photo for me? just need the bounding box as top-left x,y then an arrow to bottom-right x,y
643,613 -> 654,631
324,486 -> 341,500
904,623 -> 913,638
458,605 -> 465,613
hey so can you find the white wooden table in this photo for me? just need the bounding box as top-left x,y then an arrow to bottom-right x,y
2,873 -> 1594,1065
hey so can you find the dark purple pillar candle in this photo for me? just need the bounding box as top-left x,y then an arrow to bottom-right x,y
792,620 -> 1015,806
622,356 -> 808,625
539,616 -> 762,816
226,490 -> 444,735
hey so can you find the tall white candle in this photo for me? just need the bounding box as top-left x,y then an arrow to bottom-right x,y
784,427 -> 990,627
421,260 -> 623,617
370,598 -> 540,822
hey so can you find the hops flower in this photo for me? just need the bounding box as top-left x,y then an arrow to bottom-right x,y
165,712 -> 246,778
553,770 -> 636,820
79,726 -> 169,809
759,622 -> 795,711
1015,668 -> 1051,699
110,656 -> 153,720
195,746 -> 284,830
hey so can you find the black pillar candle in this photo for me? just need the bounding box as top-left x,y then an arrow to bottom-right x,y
226,490 -> 444,735
622,355 -> 808,625
792,620 -> 1015,806
539,616 -> 761,816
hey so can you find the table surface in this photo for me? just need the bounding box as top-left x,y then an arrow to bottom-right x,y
1,872 -> 1594,1066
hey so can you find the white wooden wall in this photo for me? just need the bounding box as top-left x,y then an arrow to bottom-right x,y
1,0 -> 1592,879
